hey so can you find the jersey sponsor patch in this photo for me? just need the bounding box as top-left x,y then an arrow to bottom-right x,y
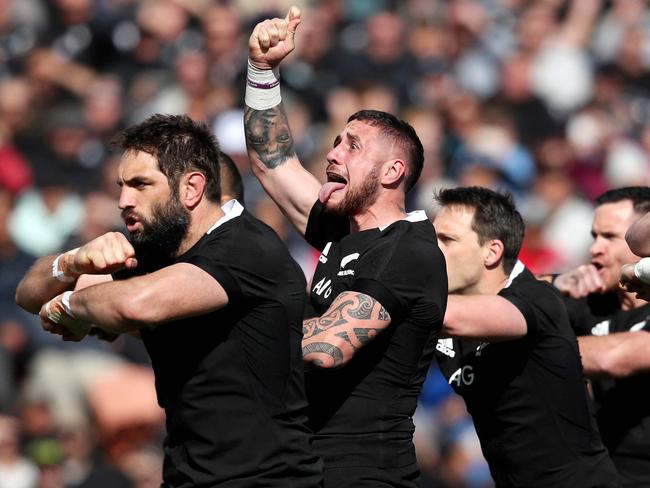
436,338 -> 455,357
591,320 -> 610,336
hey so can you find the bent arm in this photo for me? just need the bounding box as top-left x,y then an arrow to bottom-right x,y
244,103 -> 321,236
16,254 -> 77,314
442,295 -> 527,341
302,291 -> 391,368
67,263 -> 229,334
579,330 -> 650,379
626,212 -> 650,257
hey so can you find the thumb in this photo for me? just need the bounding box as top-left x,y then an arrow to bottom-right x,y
285,6 -> 301,34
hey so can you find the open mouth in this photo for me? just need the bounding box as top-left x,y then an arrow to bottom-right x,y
326,172 -> 347,185
123,213 -> 141,232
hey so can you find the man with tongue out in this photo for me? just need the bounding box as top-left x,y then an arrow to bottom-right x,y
244,7 -> 447,488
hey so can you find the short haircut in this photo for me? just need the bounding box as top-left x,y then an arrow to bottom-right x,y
347,110 -> 424,193
113,114 -> 221,202
595,186 -> 650,215
436,186 -> 525,274
219,151 -> 244,203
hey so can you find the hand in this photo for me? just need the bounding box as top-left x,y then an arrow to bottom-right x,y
553,264 -> 606,298
63,232 -> 137,277
620,263 -> 650,301
40,294 -> 91,341
248,6 -> 301,69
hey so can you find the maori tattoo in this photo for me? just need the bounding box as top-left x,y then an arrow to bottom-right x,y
302,342 -> 344,367
335,331 -> 358,352
302,292 -> 392,365
244,105 -> 296,169
347,294 -> 373,320
303,299 -> 355,339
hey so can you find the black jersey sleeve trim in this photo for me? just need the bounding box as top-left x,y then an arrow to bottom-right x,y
498,288 -> 538,337
184,255 -> 244,304
349,277 -> 403,322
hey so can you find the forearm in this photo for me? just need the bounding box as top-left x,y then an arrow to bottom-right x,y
442,295 -> 527,340
68,281 -> 146,334
16,254 -> 76,314
244,103 -> 296,173
579,332 -> 650,379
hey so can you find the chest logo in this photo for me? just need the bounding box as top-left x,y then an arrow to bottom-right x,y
337,253 -> 360,276
591,320 -> 610,336
436,338 -> 456,358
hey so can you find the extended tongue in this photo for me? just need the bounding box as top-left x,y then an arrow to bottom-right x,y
319,182 -> 346,204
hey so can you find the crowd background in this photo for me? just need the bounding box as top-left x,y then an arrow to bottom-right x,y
1,0 -> 649,487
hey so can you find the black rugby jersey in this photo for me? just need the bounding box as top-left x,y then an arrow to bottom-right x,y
436,264 -> 619,488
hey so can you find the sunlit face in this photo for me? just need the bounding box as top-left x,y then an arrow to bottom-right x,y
117,151 -> 189,258
434,205 -> 487,294
321,120 -> 385,216
590,200 -> 641,291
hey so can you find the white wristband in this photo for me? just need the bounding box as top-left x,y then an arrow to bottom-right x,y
245,60 -> 281,110
61,291 -> 76,318
634,258 -> 650,285
52,254 -> 75,283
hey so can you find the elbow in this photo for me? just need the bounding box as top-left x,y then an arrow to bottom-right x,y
302,337 -> 352,369
584,351 -> 633,379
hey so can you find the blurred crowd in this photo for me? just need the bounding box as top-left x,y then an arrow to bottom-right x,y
1,0 -> 649,487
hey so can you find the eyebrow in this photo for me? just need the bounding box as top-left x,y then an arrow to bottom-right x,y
333,132 -> 361,148
117,176 -> 152,187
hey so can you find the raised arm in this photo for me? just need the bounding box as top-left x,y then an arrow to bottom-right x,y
244,7 -> 321,236
625,211 -> 650,256
442,295 -> 527,341
302,291 -> 391,368
579,331 -> 650,379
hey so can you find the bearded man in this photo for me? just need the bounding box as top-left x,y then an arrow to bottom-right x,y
16,113 -> 323,488
242,8 -> 447,488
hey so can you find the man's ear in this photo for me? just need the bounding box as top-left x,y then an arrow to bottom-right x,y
484,238 -> 505,269
381,158 -> 406,187
181,172 -> 206,209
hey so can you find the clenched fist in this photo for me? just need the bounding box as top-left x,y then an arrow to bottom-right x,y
61,232 -> 138,277
249,6 -> 301,70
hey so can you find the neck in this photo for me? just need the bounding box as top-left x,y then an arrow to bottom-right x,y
175,202 -> 225,256
349,200 -> 407,233
464,269 -> 510,296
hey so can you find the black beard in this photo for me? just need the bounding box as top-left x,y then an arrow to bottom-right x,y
127,195 -> 190,267
328,168 -> 380,216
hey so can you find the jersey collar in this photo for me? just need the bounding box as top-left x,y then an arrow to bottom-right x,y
378,209 -> 428,231
505,260 -> 526,288
206,199 -> 244,234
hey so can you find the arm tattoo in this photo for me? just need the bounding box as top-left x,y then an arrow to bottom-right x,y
378,306 -> 390,321
302,299 -> 355,339
347,294 -> 373,320
244,105 -> 296,169
302,342 -> 344,367
353,328 -> 380,346
335,331 -> 358,352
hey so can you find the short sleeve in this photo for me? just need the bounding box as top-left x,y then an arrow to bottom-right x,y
349,223 -> 447,329
498,282 -> 540,337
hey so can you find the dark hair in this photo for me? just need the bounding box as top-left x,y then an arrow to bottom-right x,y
595,186 -> 650,215
112,114 -> 221,202
219,151 -> 244,203
436,186 -> 525,273
347,110 -> 424,193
